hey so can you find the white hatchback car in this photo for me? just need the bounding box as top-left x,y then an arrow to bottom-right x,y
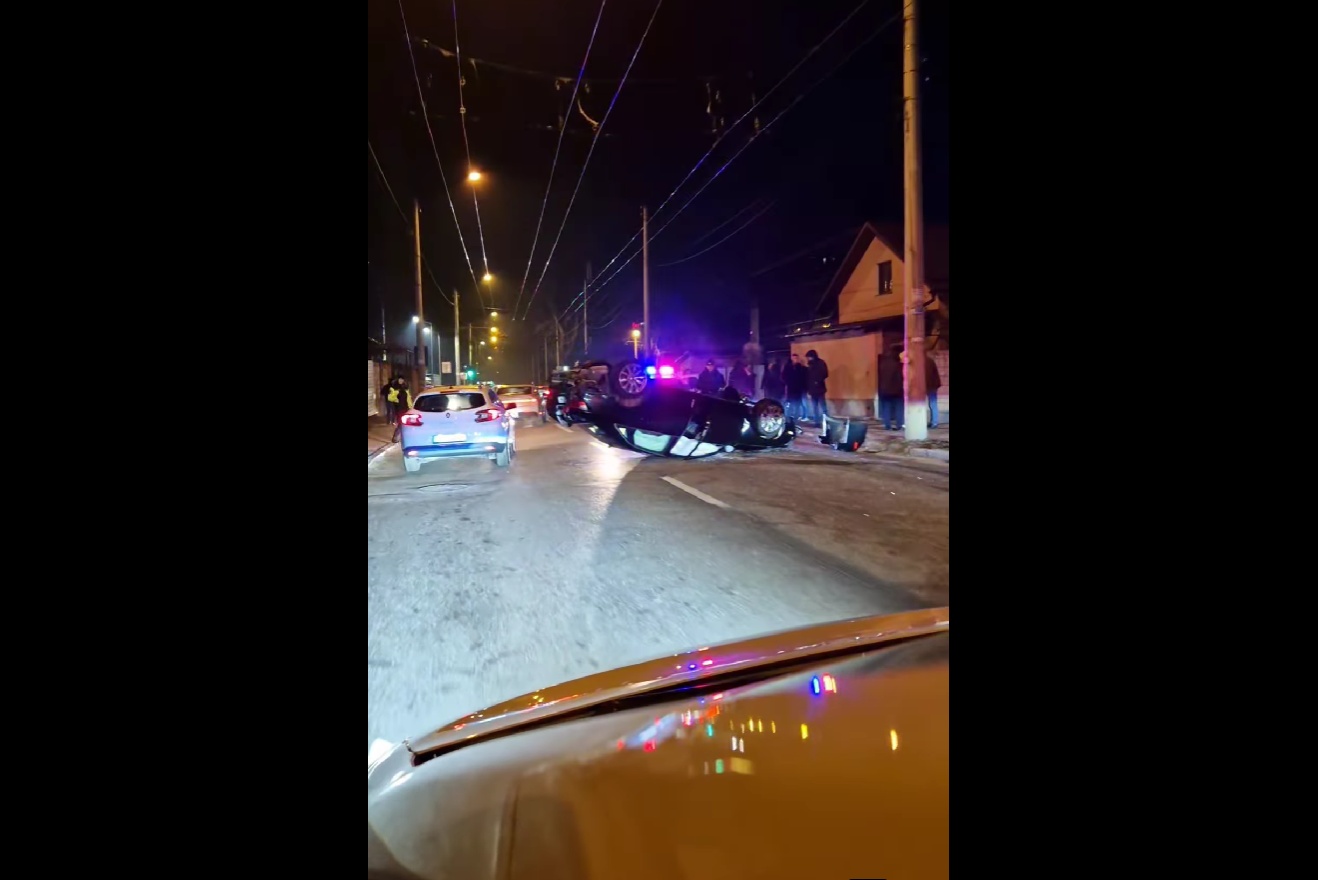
397,385 -> 517,472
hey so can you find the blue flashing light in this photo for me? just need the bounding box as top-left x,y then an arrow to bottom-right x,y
811,676 -> 822,695
645,365 -> 657,378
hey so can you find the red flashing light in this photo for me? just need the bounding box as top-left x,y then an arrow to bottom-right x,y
701,659 -> 714,667
400,413 -> 423,427
658,365 -> 675,378
643,740 -> 656,752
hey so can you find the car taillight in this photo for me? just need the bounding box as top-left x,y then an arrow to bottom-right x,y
400,413 -> 423,427
474,409 -> 501,423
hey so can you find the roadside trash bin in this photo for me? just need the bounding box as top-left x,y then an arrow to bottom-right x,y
820,414 -> 867,452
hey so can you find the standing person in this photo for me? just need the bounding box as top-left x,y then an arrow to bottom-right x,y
381,375 -> 396,425
762,357 -> 786,402
389,378 -> 412,442
805,349 -> 829,424
784,352 -> 808,420
696,359 -> 725,394
729,361 -> 755,398
877,344 -> 904,430
925,351 -> 942,428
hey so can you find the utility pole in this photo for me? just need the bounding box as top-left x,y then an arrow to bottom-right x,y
641,206 -> 651,356
555,315 -> 562,368
413,199 -> 425,394
543,334 -> 549,380
467,323 -> 473,379
583,261 -> 592,356
902,0 -> 928,441
452,290 -> 460,385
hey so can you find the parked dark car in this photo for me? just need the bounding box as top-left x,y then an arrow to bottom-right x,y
557,358 -> 797,458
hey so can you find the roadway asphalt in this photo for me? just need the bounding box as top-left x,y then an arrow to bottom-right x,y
367,414 -> 949,750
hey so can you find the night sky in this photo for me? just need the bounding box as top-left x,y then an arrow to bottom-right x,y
368,0 -> 947,372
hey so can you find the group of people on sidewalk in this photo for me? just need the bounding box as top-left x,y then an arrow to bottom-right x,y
877,345 -> 942,431
691,346 -> 942,433
379,376 -> 413,440
695,350 -> 832,425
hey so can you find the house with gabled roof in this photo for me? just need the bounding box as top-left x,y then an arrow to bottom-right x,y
784,222 -> 949,419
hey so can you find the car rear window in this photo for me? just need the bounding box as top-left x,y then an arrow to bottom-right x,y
499,385 -> 534,395
415,393 -> 485,412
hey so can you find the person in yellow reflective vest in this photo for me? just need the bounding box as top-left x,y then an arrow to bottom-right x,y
389,378 -> 412,442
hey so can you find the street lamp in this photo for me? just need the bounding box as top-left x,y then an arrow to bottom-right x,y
490,310 -> 498,319
468,170 -> 482,182
630,327 -> 641,358
482,272 -> 492,282
414,316 -> 435,376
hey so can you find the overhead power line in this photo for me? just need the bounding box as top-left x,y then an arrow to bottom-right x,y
519,0 -> 664,322
512,0 -> 608,321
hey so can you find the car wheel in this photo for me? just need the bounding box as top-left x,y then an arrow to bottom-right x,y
750,399 -> 787,440
495,443 -> 512,467
403,456 -> 421,473
610,359 -> 648,406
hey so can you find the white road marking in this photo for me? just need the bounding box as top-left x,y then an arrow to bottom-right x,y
661,476 -> 731,509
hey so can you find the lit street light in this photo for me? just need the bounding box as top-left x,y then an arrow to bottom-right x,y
630,327 -> 641,358
482,272 -> 492,282
468,170 -> 482,182
490,311 -> 498,319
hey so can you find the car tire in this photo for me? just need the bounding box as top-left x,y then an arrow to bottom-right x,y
610,359 -> 648,407
750,399 -> 787,440
495,443 -> 511,468
403,456 -> 421,473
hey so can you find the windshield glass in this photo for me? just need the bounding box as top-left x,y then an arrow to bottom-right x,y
414,392 -> 485,412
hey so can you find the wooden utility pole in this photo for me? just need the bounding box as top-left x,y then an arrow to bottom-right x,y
543,334 -> 549,381
902,0 -> 929,441
641,206 -> 651,356
413,199 -> 425,394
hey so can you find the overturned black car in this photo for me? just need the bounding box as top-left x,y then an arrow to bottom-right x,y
554,358 -> 798,458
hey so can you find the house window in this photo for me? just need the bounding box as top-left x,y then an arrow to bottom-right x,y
878,261 -> 893,295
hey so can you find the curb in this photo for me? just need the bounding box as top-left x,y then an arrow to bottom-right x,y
909,448 -> 950,461
367,436 -> 396,463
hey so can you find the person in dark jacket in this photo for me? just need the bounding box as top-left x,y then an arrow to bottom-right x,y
381,376 -> 396,424
729,361 -> 756,398
389,378 -> 413,441
877,344 -> 904,430
784,352 -> 808,420
762,358 -> 786,402
925,352 -> 942,428
695,360 -> 725,394
805,349 -> 829,423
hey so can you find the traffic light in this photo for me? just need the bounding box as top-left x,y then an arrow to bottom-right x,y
466,369 -> 476,380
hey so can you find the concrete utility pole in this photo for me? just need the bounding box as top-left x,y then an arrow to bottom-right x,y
641,206 -> 651,356
902,0 -> 929,441
583,261 -> 592,356
413,199 -> 426,395
453,289 -> 461,385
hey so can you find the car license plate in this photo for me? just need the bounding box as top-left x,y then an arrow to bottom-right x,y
558,395 -> 566,403
433,433 -> 466,443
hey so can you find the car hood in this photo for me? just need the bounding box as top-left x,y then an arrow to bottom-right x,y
368,608 -> 949,880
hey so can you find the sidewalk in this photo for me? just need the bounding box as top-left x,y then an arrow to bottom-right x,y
368,415 -> 396,458
797,417 -> 950,460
